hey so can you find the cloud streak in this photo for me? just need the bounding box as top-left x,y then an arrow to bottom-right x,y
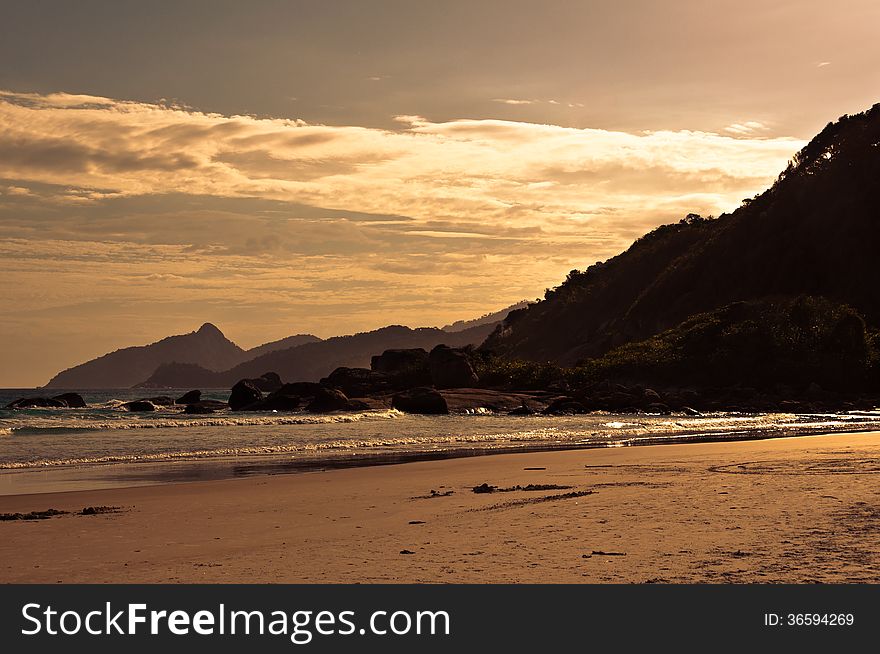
0,89 -> 806,385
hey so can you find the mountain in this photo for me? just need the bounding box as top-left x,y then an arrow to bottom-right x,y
244,334 -> 322,359
483,104 -> 880,366
442,301 -> 530,332
139,323 -> 497,388
45,323 -> 248,389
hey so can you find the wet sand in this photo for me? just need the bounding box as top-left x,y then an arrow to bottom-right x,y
2,431 -> 880,583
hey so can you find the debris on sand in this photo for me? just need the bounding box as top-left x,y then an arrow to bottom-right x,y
586,550 -> 627,557
81,506 -> 123,516
0,509 -> 67,521
473,482 -> 573,494
411,489 -> 454,499
399,549 -> 416,555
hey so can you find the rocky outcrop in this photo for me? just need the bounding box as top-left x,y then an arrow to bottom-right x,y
392,387 -> 449,414
428,345 -> 478,389
228,380 -> 263,411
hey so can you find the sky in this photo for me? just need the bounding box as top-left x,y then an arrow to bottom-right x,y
1,0 -> 879,387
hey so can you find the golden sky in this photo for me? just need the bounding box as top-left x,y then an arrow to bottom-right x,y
1,0 -> 878,386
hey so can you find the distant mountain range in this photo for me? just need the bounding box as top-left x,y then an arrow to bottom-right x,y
46,323 -> 249,388
483,103 -> 880,371
45,304 -> 523,389
139,323 -> 496,388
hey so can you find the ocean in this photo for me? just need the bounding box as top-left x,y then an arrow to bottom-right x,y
2,388 -> 879,495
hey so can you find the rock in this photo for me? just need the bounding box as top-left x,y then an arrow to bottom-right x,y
392,387 -> 449,415
306,387 -> 354,413
542,398 -> 587,415
508,402 -> 535,415
51,393 -> 86,408
321,367 -> 388,397
428,345 -> 479,389
371,348 -> 430,374
272,382 -> 324,398
6,397 -> 67,409
184,403 -> 216,414
145,396 -> 175,406
251,372 -> 283,393
681,406 -> 703,417
643,388 -> 662,402
175,390 -> 201,405
259,394 -> 302,411
644,402 -> 671,415
229,380 -> 263,411
472,483 -> 497,494
123,400 -> 157,412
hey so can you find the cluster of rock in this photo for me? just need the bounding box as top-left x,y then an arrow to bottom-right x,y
228,379 -> 370,413
5,392 -> 87,409
213,344 -> 483,415
538,381 -> 880,415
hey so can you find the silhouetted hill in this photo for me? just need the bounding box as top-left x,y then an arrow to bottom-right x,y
244,334 -> 322,359
45,323 -> 248,389
442,301 -> 530,332
139,323 -> 497,388
484,104 -> 880,365
576,297 -> 874,390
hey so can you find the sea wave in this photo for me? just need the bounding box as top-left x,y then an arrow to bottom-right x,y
1,408 -> 404,436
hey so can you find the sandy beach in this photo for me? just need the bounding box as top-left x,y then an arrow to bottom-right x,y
2,431 -> 880,584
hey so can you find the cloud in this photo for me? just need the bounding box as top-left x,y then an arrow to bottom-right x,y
817,61 -> 832,67
492,98 -> 536,105
0,89 -> 807,385
723,121 -> 770,136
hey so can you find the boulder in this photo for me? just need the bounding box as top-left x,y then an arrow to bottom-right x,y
542,398 -> 588,415
392,387 -> 449,415
371,348 -> 429,374
321,367 -> 388,397
251,372 -> 283,393
428,345 -> 478,389
272,382 -> 324,398
6,397 -> 67,409
306,387 -> 355,413
681,406 -> 703,417
123,400 -> 157,412
51,393 -> 86,408
183,400 -> 227,414
644,402 -> 671,415
229,380 -> 263,411
258,394 -> 302,411
508,402 -> 535,415
175,389 -> 202,405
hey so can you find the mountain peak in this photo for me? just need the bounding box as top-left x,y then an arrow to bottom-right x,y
197,322 -> 224,337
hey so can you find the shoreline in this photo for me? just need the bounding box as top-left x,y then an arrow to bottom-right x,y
3,429 -> 880,583
3,421 -> 880,496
